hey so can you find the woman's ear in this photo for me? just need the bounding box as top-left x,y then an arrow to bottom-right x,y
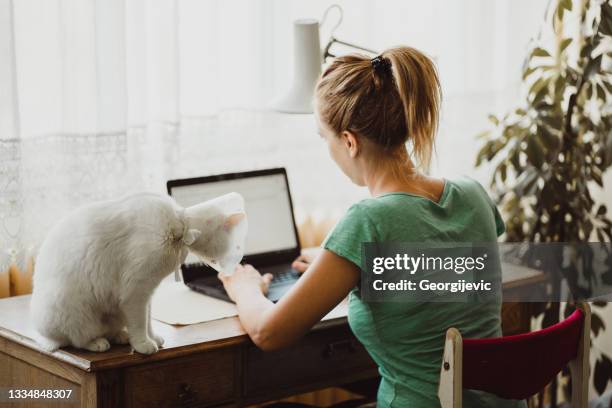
340,130 -> 360,158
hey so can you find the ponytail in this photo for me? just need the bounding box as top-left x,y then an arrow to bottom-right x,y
315,46 -> 441,171
383,47 -> 441,171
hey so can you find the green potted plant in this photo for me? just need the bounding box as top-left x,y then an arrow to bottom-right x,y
475,0 -> 612,404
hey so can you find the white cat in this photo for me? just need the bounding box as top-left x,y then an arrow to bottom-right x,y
30,192 -> 245,355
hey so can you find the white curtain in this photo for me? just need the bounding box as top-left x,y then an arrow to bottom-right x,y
2,0 -> 551,139
0,0 -> 549,266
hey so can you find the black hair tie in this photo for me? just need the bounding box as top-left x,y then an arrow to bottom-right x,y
371,56 -> 391,74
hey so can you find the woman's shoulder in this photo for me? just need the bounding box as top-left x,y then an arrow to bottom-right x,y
342,176 -> 493,218
346,196 -> 395,219
449,176 -> 497,204
446,175 -> 485,192
447,175 -> 506,236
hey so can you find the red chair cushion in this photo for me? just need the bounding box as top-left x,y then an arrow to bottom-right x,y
462,309 -> 584,400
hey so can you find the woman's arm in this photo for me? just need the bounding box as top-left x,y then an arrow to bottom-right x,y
218,249 -> 360,351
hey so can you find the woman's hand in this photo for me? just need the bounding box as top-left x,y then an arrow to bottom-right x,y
291,253 -> 315,273
216,250 -> 358,351
218,264 -> 273,303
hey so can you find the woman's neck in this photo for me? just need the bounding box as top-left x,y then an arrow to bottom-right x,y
366,167 -> 416,197
365,161 -> 445,203
365,161 -> 417,197
363,148 -> 413,195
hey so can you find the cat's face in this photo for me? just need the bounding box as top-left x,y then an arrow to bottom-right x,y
185,208 -> 242,257
183,205 -> 246,274
181,192 -> 247,275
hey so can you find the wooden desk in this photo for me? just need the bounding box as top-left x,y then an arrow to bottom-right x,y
0,266 -> 545,407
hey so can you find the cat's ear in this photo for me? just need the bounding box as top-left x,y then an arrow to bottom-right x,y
182,228 -> 201,246
224,212 -> 245,231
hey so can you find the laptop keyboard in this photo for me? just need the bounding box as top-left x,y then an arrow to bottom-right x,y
207,266 -> 300,288
188,265 -> 300,303
270,269 -> 301,286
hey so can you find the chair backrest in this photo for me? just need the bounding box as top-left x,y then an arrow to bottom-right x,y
463,308 -> 583,400
439,303 -> 590,408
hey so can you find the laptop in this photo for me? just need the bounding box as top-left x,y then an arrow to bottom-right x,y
167,168 -> 302,303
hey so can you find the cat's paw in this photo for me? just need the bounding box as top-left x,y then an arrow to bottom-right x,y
131,338 -> 158,355
85,338 -> 111,352
110,330 -> 130,345
34,334 -> 63,352
150,333 -> 164,347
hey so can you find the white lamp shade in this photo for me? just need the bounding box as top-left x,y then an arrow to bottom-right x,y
272,19 -> 322,114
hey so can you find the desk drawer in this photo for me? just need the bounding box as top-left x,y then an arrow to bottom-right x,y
124,348 -> 237,407
244,325 -> 376,397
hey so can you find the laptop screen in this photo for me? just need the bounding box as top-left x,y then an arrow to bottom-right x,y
169,171 -> 298,260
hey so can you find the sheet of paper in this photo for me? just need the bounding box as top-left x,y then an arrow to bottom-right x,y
151,268 -> 349,327
151,280 -> 237,326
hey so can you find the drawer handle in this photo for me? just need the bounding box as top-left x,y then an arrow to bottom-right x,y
323,339 -> 358,358
177,382 -> 199,407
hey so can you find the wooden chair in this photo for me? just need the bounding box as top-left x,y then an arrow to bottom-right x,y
438,303 -> 591,408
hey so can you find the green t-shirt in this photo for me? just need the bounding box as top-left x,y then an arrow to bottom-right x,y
323,176 -> 526,408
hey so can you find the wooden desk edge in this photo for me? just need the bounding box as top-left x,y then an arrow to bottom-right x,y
502,271 -> 548,290
0,315 -> 350,373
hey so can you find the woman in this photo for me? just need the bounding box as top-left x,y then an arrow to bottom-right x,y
219,47 -> 525,408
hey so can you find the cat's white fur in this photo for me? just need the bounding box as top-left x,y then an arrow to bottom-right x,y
31,192 -> 243,355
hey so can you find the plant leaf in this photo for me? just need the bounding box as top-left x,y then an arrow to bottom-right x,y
561,0 -> 572,11
529,77 -> 548,98
557,4 -> 566,22
597,84 -> 606,100
597,205 -> 607,216
523,66 -> 538,80
559,38 -> 572,53
539,125 -> 561,150
515,168 -> 539,196
476,130 -> 490,140
593,168 -> 604,187
594,354 -> 612,395
540,113 -> 563,130
592,312 -> 605,336
475,142 -> 492,167
533,47 -> 551,58
584,55 -> 603,81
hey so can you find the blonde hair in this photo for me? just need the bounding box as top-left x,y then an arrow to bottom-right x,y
315,46 -> 441,170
